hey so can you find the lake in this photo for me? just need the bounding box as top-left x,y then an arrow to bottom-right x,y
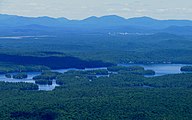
0,72 -> 60,91
0,64 -> 191,91
0,67 -> 107,91
120,64 -> 191,76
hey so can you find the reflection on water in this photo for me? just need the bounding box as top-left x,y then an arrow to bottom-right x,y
0,72 -> 39,84
0,65 -> 191,91
120,64 -> 192,76
0,72 -> 60,91
38,80 -> 60,91
0,67 -> 108,91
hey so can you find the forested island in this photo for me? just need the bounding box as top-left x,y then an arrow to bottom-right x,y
181,66 -> 192,72
13,73 -> 28,79
0,65 -> 192,119
0,32 -> 192,119
1,14 -> 192,120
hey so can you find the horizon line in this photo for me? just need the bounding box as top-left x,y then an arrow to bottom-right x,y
1,13 -> 192,21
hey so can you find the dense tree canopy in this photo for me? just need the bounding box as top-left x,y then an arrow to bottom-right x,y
0,66 -> 191,119
180,66 -> 192,72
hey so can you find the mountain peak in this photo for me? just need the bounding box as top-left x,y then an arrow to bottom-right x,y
83,16 -> 98,21
37,16 -> 56,20
99,15 -> 126,20
128,16 -> 156,21
83,15 -> 126,21
1,14 -> 192,32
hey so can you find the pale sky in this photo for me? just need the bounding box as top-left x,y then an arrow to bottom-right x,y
0,0 -> 192,20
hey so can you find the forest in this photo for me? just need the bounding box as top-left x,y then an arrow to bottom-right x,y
0,33 -> 192,66
181,66 -> 192,72
0,21 -> 192,119
0,65 -> 192,119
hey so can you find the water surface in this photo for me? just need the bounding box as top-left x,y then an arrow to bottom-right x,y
120,64 -> 191,76
0,67 -> 107,91
0,64 -> 191,90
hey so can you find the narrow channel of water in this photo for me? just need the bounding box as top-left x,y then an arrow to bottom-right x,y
119,64 -> 192,76
0,67 -> 108,91
0,64 -> 191,91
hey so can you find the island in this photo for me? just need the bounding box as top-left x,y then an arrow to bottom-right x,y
13,73 -> 28,79
5,74 -> 12,78
180,66 -> 192,72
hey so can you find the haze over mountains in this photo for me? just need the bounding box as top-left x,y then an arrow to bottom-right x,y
1,14 -> 192,35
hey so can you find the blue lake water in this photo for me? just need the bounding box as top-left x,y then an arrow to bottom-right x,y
0,72 -> 59,91
0,67 -> 107,91
0,64 -> 191,91
120,64 -> 191,76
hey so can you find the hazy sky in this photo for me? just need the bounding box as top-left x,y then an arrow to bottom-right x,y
0,0 -> 192,20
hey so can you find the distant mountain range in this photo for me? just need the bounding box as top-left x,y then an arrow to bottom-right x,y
1,14 -> 192,35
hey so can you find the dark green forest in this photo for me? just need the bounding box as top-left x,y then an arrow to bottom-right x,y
0,31 -> 192,119
0,33 -> 192,67
181,66 -> 192,72
0,66 -> 192,120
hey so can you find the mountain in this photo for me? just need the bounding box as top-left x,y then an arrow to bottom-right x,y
126,17 -> 192,29
79,15 -> 127,28
0,14 -> 69,27
1,14 -> 192,35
